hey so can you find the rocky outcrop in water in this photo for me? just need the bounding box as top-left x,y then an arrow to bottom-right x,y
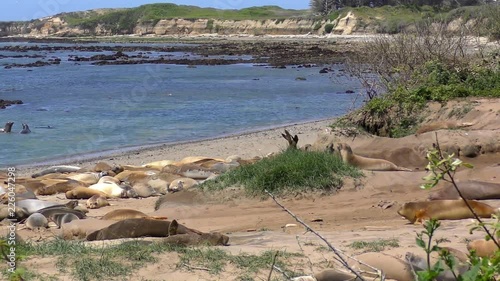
0,99 -> 23,109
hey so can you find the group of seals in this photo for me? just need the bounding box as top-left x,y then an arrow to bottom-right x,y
0,121 -> 31,134
337,143 -> 413,171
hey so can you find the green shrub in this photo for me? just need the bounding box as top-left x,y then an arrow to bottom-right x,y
313,21 -> 322,31
201,149 -> 362,196
324,23 -> 335,33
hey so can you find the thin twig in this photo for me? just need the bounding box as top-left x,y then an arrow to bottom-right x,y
267,251 -> 279,281
265,190 -> 376,281
296,236 -> 315,274
273,265 -> 290,279
182,263 -> 210,272
434,133 -> 500,249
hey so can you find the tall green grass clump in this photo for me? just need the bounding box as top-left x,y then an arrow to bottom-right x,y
201,149 -> 362,195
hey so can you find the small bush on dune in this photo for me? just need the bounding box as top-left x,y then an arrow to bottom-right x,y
201,149 -> 363,196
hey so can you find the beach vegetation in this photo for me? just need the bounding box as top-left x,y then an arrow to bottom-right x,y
348,238 -> 400,252
200,149 -> 363,196
2,239 -> 305,280
324,23 -> 335,33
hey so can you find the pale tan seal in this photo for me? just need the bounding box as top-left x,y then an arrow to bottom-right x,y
348,252 -> 414,281
65,187 -> 108,199
132,183 -> 162,198
429,180 -> 500,200
114,170 -> 158,186
168,178 -> 198,192
97,176 -> 120,185
101,209 -> 167,221
86,195 -> 110,209
397,200 -> 499,224
66,172 -> 104,186
34,179 -> 86,196
467,238 -> 500,258
25,213 -> 48,230
142,160 -> 175,170
61,218 -> 116,240
337,143 -> 412,171
416,121 -> 474,135
405,251 -> 469,280
88,181 -> 125,198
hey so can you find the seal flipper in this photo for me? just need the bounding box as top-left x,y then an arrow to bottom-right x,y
168,219 -> 178,236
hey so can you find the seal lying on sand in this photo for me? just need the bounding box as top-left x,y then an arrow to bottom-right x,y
467,238 -> 500,258
86,195 -> 110,209
25,213 -> 48,230
16,199 -> 64,214
348,252 -> 414,281
49,213 -> 80,228
101,209 -> 167,221
0,121 -> 14,133
66,187 -> 108,199
416,121 -> 474,135
89,181 -> 127,198
337,143 -> 412,171
405,252 -> 469,281
397,200 -> 499,224
429,180 -> 500,200
31,165 -> 81,178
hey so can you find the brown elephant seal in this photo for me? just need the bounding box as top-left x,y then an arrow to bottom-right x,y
101,209 -> 167,221
416,121 -> 474,135
397,200 -> 499,224
0,121 -> 14,133
49,213 -> 80,228
86,218 -> 178,241
25,213 -> 49,230
65,187 -> 108,199
61,218 -> 116,240
31,165 -> 81,178
86,195 -> 110,209
349,252 -> 414,281
32,179 -> 85,196
467,238 -> 500,258
337,143 -> 412,171
66,172 -> 105,186
429,180 -> 500,200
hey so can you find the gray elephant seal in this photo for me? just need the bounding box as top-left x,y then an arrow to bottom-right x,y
31,165 -> 81,178
16,199 -> 64,214
429,180 -> 500,200
119,182 -> 139,198
0,121 -> 14,133
50,213 -> 80,229
133,183 -> 162,198
25,213 -> 48,230
19,123 -> 31,134
337,143 -> 413,171
86,195 -> 110,209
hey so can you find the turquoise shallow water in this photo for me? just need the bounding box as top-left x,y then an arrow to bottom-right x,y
0,42 -> 363,167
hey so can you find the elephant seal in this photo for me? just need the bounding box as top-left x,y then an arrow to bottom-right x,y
61,218 -> 116,240
35,179 -> 85,196
97,176 -> 120,185
132,183 -> 162,198
86,218 -> 178,241
0,121 -> 14,133
337,143 -> 412,171
37,206 -> 87,220
0,205 -> 29,221
416,121 -> 474,135
349,252 -> 414,281
67,172 -> 105,186
34,125 -> 54,129
397,200 -> 499,224
19,123 -> 31,134
49,213 -> 80,228
142,160 -> 175,170
312,269 -> 358,281
119,182 -> 139,198
467,238 -> 500,258
25,213 -> 48,230
86,195 -> 110,209
405,252 -> 469,281
31,165 -> 81,178
429,180 -> 500,200
168,178 -> 198,192
65,187 -> 108,199
101,209 -> 160,221
89,181 -> 126,198
16,199 -> 64,214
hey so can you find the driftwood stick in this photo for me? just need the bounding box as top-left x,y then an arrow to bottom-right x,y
281,129 -> 299,150
265,190 -> 375,280
182,263 -> 210,272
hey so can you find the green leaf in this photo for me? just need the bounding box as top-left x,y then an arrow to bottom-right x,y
416,237 -> 426,249
462,162 -> 474,169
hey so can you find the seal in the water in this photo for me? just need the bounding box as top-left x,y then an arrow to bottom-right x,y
19,123 -> 31,134
34,125 -> 54,129
337,143 -> 413,171
397,200 -> 499,224
429,180 -> 500,200
86,195 -> 110,209
0,121 -> 14,133
50,213 -> 80,228
25,213 -> 48,230
31,165 -> 81,178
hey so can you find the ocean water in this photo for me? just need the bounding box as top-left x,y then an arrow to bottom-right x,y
0,42 -> 363,167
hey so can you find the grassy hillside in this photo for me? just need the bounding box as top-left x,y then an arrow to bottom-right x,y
60,3 -> 309,33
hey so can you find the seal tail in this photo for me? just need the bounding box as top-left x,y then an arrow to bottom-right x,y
149,216 -> 168,220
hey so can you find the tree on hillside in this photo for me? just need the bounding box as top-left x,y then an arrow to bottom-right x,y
310,0 -> 337,15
